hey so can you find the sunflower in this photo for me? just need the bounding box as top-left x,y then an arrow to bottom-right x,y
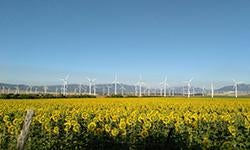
105,124 -> 111,133
143,121 -> 151,129
53,126 -> 59,135
119,121 -> 126,130
140,130 -> 149,138
88,122 -> 96,131
111,128 -> 119,137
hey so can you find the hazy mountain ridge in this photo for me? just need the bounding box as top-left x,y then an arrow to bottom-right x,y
0,83 -> 249,94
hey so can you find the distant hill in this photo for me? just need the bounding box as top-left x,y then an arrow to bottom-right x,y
216,84 -> 250,92
0,82 -> 203,95
1,82 -> 249,95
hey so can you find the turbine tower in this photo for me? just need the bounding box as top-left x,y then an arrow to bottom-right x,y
120,85 -> 126,96
202,87 -> 205,96
233,80 -> 241,98
102,87 -> 105,95
136,75 -> 145,97
185,78 -> 193,98
29,84 -> 33,94
147,87 -> 151,96
15,86 -> 19,94
44,86 -> 48,94
93,83 -> 96,96
211,83 -> 214,98
107,86 -> 111,96
112,74 -> 119,95
86,77 -> 96,95
78,83 -> 82,95
134,84 -> 138,96
160,76 -> 168,97
172,88 -> 175,96
60,75 -> 69,96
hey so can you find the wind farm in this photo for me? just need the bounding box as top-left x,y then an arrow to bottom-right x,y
1,0 -> 250,149
0,75 -> 250,99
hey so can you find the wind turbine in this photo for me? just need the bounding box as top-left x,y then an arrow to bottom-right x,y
29,84 -> 33,94
55,87 -> 58,95
44,86 -> 48,94
184,78 -> 193,98
26,86 -> 29,94
136,75 -> 145,97
134,84 -> 138,96
202,87 -> 205,96
182,86 -> 185,96
112,74 -> 119,95
107,86 -> 111,96
102,87 -> 105,95
172,88 -> 175,96
78,83 -> 82,95
86,77 -> 96,95
120,85 -> 126,96
15,86 -> 19,94
211,83 -> 214,98
160,88 -> 163,96
93,83 -> 96,96
233,80 -> 241,98
160,76 -> 168,97
60,75 -> 69,96
147,87 -> 151,96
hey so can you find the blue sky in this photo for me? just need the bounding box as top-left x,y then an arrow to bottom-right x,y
1,0 -> 250,87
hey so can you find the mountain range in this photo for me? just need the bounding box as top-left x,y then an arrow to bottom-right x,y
1,83 -> 250,95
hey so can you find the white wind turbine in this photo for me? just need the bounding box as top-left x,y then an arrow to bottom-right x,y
15,85 -> 19,94
78,83 -> 82,95
211,83 -> 214,98
55,87 -> 58,95
112,74 -> 119,95
160,76 -> 168,97
29,84 -> 33,94
86,77 -> 96,95
107,85 -> 111,96
202,87 -> 205,97
134,84 -> 138,96
102,87 -> 105,95
233,80 -> 241,98
184,78 -> 193,98
172,88 -> 175,96
120,85 -> 126,96
136,75 -> 145,97
147,87 -> 151,96
182,86 -> 185,96
192,87 -> 195,96
60,75 -> 69,96
93,83 -> 96,96
44,86 -> 48,94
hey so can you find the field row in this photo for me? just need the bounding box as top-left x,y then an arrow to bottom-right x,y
0,98 -> 250,149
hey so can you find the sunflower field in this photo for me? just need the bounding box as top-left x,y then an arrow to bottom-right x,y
0,98 -> 250,149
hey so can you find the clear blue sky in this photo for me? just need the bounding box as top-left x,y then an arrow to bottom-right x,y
1,0 -> 250,87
